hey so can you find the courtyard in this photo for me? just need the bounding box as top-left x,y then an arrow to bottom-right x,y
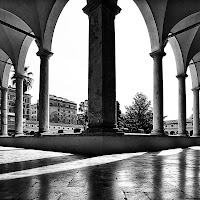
0,146 -> 200,199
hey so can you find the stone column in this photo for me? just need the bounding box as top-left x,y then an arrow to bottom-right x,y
1,87 -> 8,135
15,74 -> 24,134
192,87 -> 200,136
83,0 -> 122,135
36,48 -> 53,133
150,48 -> 166,135
176,73 -> 188,136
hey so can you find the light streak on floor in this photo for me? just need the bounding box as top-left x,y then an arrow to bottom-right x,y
189,146 -> 200,150
157,148 -> 183,156
0,151 -> 146,180
0,147 -> 71,164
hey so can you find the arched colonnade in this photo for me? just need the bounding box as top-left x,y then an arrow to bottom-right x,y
0,0 -> 200,137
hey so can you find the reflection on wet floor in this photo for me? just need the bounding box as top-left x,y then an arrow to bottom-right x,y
0,146 -> 200,199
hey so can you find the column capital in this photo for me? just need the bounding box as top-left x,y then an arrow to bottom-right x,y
176,73 -> 188,79
14,73 -> 25,80
36,48 -> 53,58
83,0 -> 121,16
150,48 -> 166,58
192,87 -> 200,91
1,87 -> 8,92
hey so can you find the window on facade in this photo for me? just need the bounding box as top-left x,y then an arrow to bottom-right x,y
171,125 -> 173,127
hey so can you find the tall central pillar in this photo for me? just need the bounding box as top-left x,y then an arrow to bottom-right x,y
192,87 -> 200,136
37,48 -> 53,133
150,48 -> 166,135
83,0 -> 122,135
1,87 -> 8,135
15,74 -> 24,134
176,73 -> 187,136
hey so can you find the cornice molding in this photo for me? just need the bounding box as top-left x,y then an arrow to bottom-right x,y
1,87 -> 8,92
14,73 -> 25,80
192,87 -> 200,91
150,48 -> 166,58
176,73 -> 188,79
83,0 -> 121,16
36,48 -> 53,58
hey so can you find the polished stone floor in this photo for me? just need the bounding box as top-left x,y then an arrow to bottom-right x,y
0,146 -> 200,199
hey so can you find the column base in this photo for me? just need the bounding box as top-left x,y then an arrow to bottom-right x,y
193,134 -> 200,137
195,132 -> 200,137
1,126 -> 8,136
39,130 -> 49,134
15,132 -> 22,135
151,129 -> 165,136
82,127 -> 124,136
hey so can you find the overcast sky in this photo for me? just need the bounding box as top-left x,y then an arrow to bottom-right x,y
22,0 -> 193,120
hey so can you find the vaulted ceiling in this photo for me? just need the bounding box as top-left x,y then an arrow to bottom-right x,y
0,0 -> 68,87
0,0 -> 200,89
134,0 -> 200,88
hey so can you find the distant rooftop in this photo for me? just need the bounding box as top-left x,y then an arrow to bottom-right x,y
165,119 -> 193,124
49,94 -> 76,105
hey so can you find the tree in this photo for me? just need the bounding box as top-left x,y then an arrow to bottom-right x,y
123,92 -> 153,133
11,66 -> 34,93
78,100 -> 88,130
163,115 -> 168,126
116,101 -> 124,128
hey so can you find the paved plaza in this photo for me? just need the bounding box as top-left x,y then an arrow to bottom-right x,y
0,146 -> 200,199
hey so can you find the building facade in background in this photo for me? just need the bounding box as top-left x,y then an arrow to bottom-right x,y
23,93 -> 32,120
30,103 -> 38,121
0,87 -> 78,126
1,86 -> 32,120
49,95 -> 77,125
164,118 -> 193,136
